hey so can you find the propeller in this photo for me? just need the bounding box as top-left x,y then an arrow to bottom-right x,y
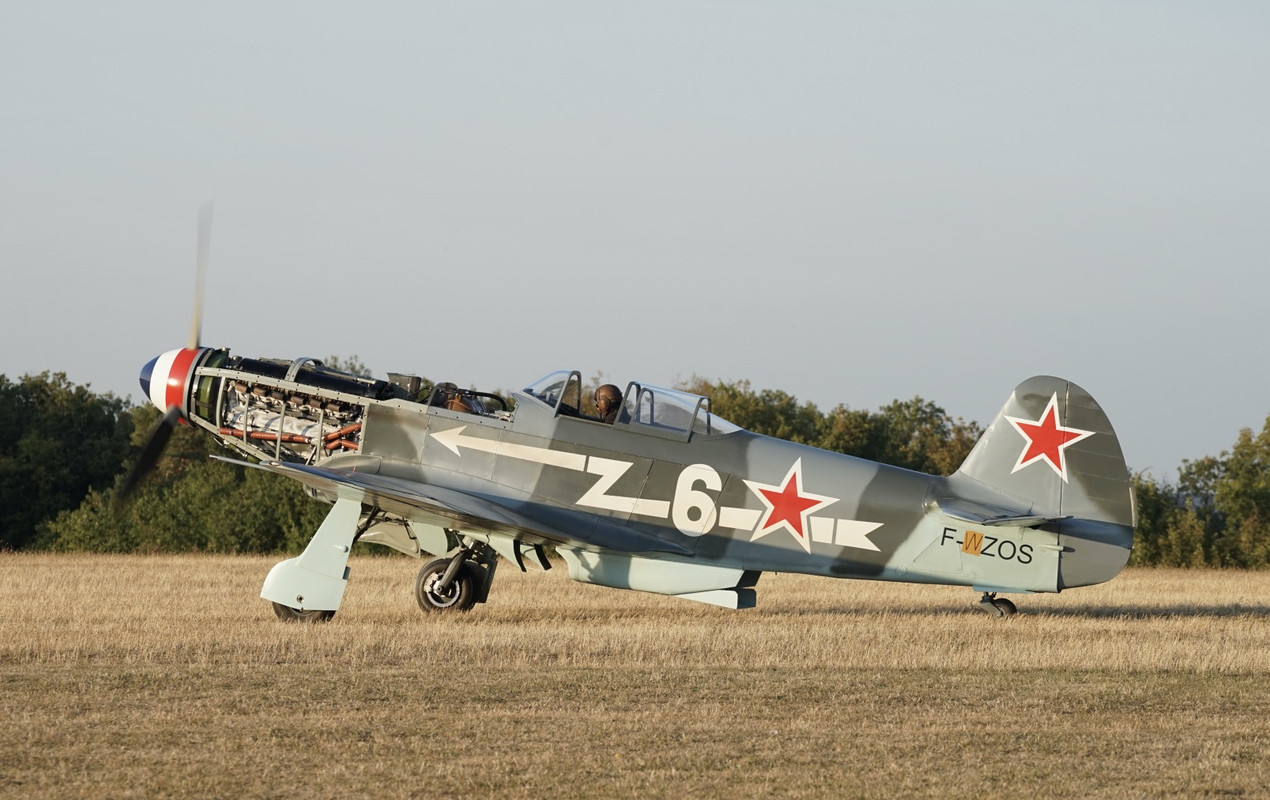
118,405 -> 182,501
117,204 -> 213,506
189,202 -> 212,350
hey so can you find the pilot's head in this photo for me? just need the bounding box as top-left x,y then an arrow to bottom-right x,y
595,384 -> 621,417
431,382 -> 458,406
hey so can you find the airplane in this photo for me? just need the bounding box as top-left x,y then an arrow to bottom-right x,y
130,213 -> 1136,620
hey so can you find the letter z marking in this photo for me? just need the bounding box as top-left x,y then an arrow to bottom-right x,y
577,457 -> 671,518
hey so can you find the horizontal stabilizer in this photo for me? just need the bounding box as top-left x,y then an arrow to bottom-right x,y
934,496 -> 1069,528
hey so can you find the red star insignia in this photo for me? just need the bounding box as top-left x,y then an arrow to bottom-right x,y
1005,393 -> 1095,482
743,459 -> 838,553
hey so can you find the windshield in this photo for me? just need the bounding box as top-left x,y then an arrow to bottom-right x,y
521,371 -> 741,436
522,369 -> 586,416
523,370 -> 575,408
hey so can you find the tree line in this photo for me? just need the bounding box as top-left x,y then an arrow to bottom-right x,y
3,370 -> 1268,567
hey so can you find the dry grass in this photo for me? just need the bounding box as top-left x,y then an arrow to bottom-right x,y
2,554 -> 1268,799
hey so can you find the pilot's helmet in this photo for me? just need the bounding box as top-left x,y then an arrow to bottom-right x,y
431,382 -> 459,406
595,384 -> 622,409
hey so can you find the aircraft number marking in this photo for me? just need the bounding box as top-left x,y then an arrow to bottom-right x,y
941,527 -> 1033,564
672,464 -> 722,536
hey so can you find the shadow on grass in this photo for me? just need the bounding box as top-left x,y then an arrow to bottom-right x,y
1029,603 -> 1270,620
766,602 -> 1270,620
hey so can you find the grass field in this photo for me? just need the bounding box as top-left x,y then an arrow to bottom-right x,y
2,554 -> 1268,799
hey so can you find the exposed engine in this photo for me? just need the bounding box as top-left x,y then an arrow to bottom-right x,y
219,381 -> 363,458
186,351 -> 406,465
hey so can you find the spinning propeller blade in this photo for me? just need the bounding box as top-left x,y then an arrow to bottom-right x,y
118,405 -> 182,501
120,204 -> 213,505
189,202 -> 212,350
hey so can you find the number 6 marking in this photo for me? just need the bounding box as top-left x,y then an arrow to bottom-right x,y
673,464 -> 722,536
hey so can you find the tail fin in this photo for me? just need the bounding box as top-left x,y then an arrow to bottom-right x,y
953,376 -> 1135,529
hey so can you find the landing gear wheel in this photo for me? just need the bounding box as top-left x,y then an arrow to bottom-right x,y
977,592 -> 1017,618
271,602 -> 335,623
415,557 -> 476,612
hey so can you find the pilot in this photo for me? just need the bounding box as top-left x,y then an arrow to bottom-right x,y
430,382 -> 459,407
445,395 -> 474,413
431,382 -> 475,413
594,384 -> 622,424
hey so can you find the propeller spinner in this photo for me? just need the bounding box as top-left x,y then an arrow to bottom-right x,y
139,347 -> 207,415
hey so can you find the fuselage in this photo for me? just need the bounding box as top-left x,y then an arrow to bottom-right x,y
141,349 -> 1131,603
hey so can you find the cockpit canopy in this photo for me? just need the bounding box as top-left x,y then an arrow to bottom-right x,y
522,370 -> 740,440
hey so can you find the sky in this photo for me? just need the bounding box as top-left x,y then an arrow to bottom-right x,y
2,2 -> 1267,480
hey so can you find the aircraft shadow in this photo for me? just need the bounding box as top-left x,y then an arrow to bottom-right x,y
1024,603 -> 1270,620
773,603 -> 1270,620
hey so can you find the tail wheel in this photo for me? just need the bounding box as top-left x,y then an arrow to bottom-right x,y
415,557 -> 477,612
271,602 -> 335,623
977,592 -> 1018,618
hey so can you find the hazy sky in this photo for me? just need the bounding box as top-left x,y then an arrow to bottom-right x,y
2,2 -> 1267,480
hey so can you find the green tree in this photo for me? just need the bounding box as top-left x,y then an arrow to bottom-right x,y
679,377 -> 822,445
44,459 -> 330,554
1127,425 -> 1270,569
1128,472 -> 1175,566
817,404 -> 881,460
679,377 -> 980,474
1128,472 -> 1210,567
323,354 -> 372,378
1160,505 -> 1211,568
0,372 -> 133,549
1211,418 -> 1270,567
868,398 -> 981,475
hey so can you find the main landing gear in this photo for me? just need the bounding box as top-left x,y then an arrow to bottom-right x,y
978,592 -> 1017,618
415,538 -> 498,613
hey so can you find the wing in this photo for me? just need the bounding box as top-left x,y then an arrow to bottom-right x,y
215,456 -> 693,556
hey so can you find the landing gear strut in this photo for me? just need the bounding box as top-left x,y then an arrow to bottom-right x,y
977,592 -> 1017,618
414,538 -> 498,613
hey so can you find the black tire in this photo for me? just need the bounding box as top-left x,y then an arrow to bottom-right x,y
271,602 -> 335,623
415,557 -> 476,612
993,598 -> 1018,616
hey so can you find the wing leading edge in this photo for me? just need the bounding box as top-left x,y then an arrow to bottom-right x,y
215,456 -> 693,556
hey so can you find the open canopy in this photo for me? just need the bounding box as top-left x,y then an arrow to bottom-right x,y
522,370 -> 741,438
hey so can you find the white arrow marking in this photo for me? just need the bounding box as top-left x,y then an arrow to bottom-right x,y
429,426 -> 587,471
834,519 -> 883,552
